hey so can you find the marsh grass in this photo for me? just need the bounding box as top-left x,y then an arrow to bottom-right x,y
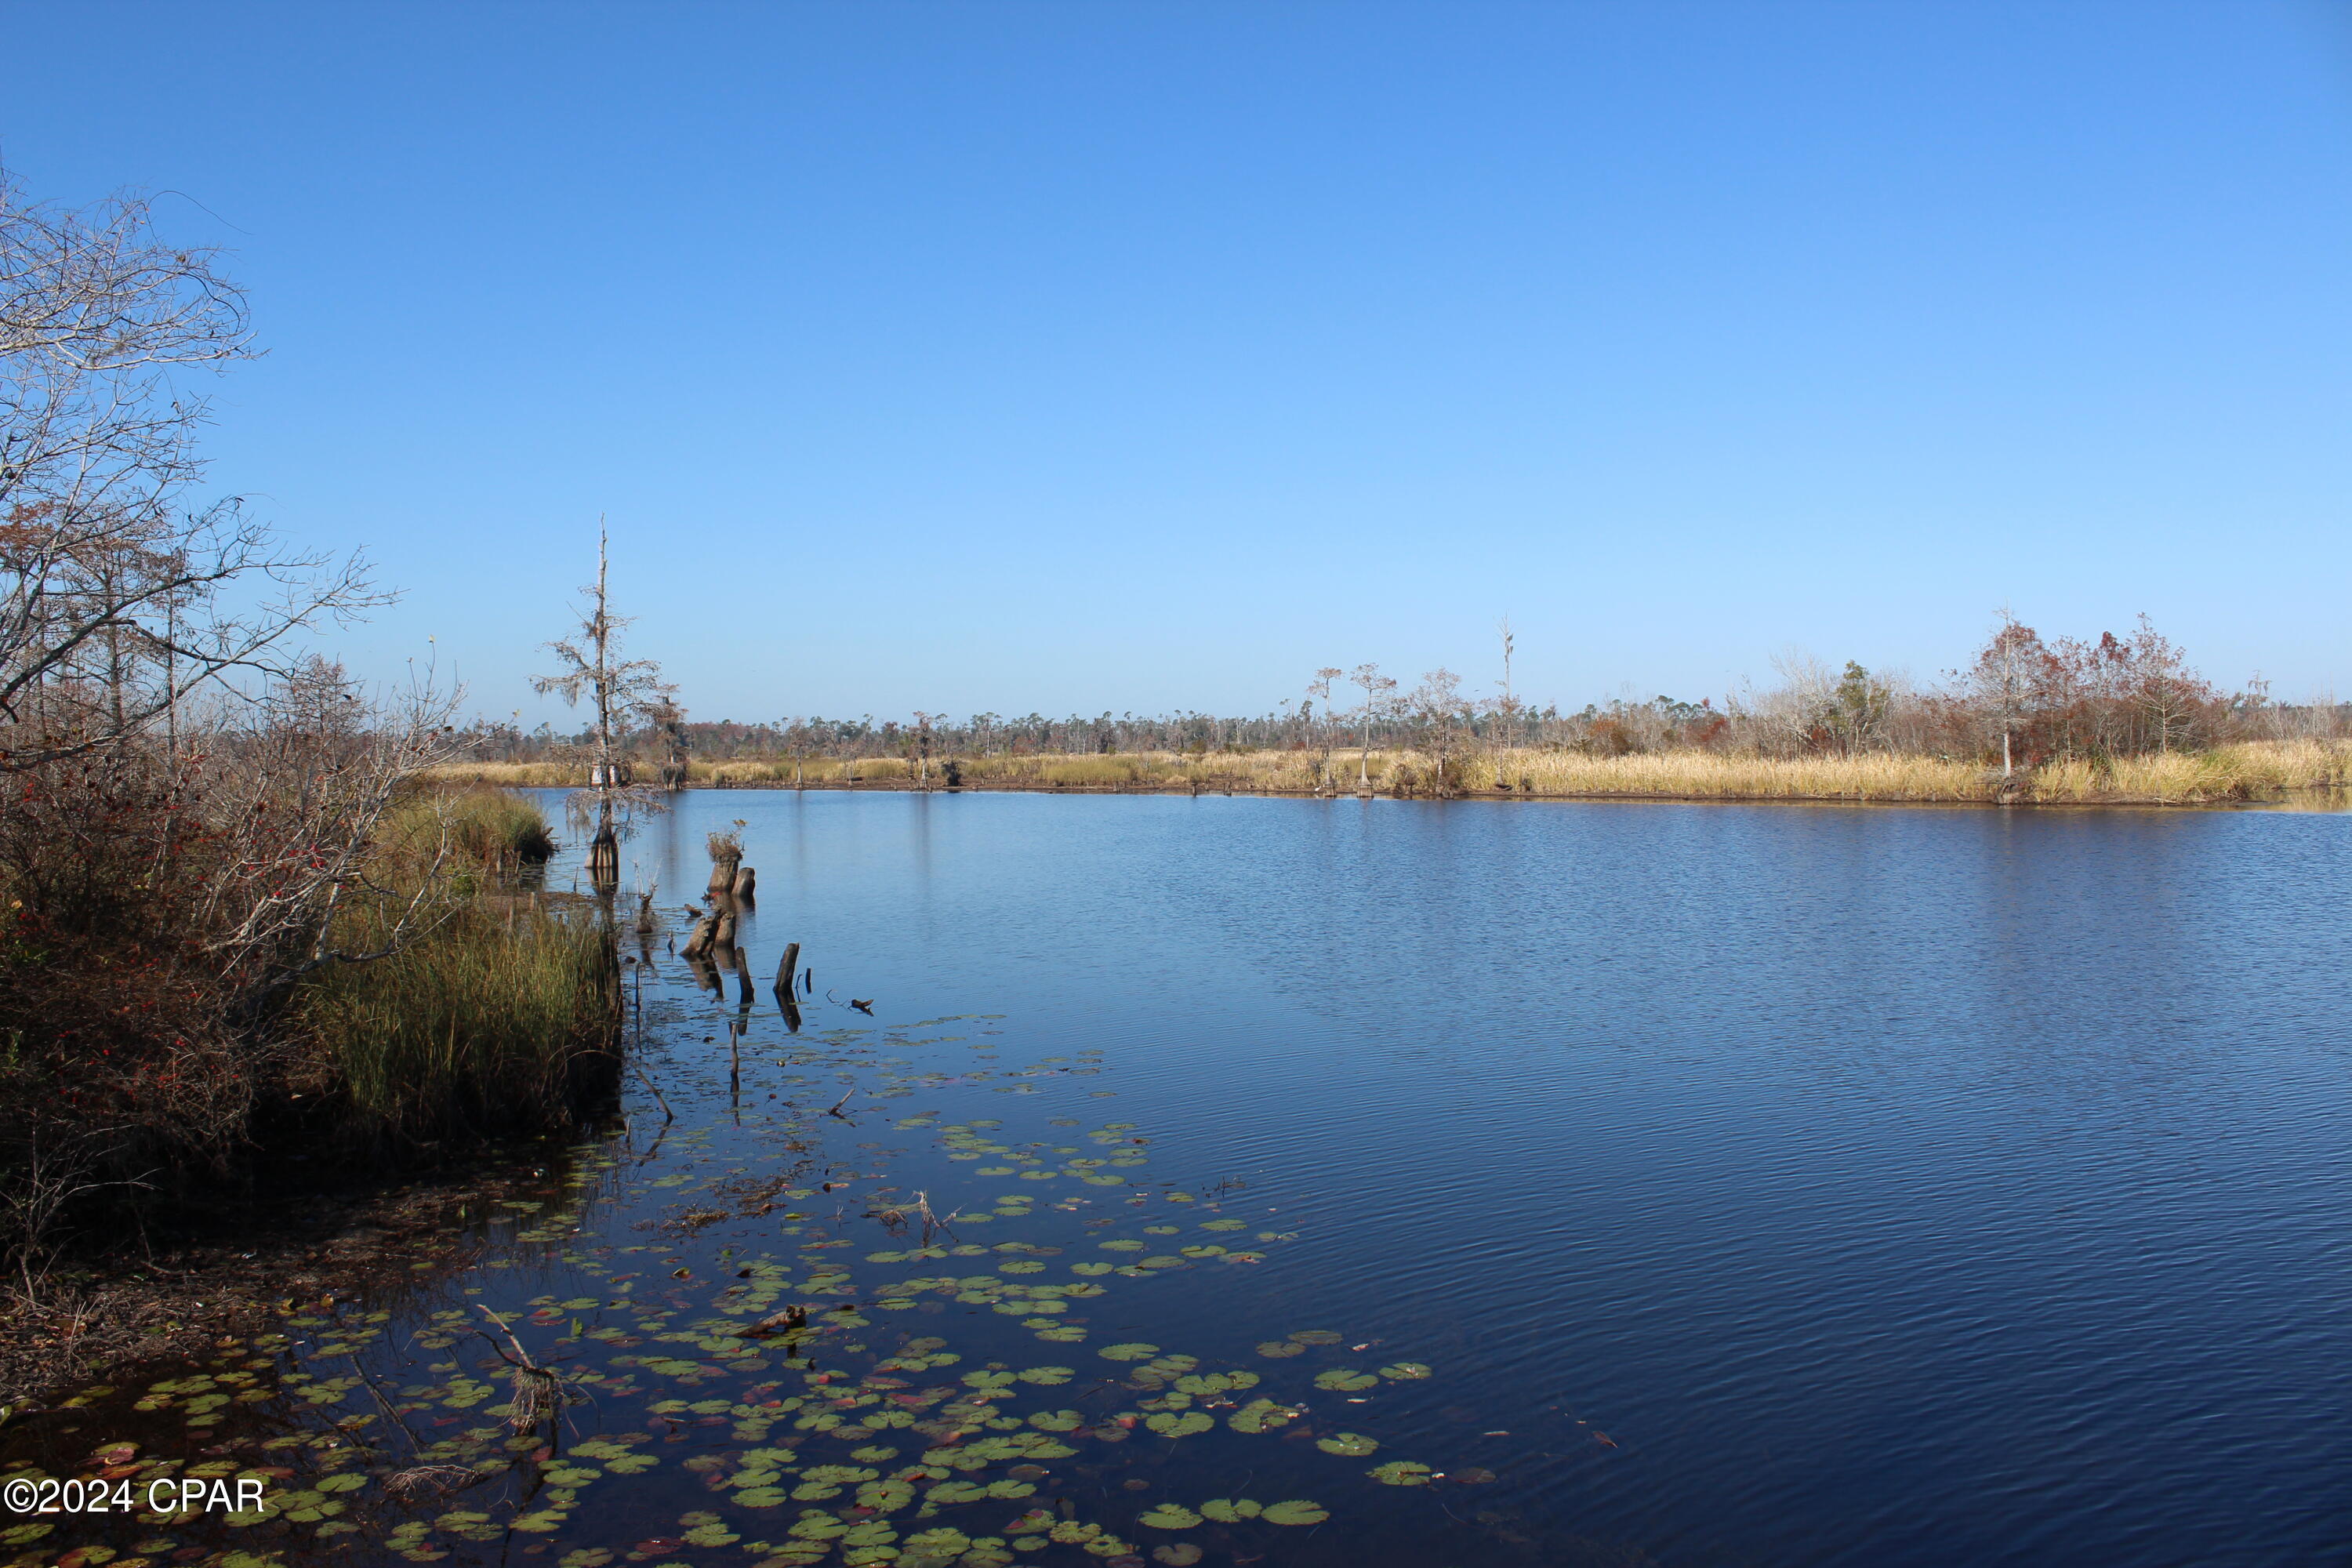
295,890 -> 619,1144
381,785 -> 557,868
423,738 -> 2350,806
294,787 -> 615,1145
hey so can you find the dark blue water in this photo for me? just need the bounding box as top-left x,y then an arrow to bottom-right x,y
13,789 -> 2349,1568
619,790 -> 2352,1566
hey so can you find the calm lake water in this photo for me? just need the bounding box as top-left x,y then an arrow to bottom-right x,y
13,789 -> 2352,1568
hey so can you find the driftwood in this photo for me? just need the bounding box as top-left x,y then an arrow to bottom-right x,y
680,916 -> 718,959
775,941 -> 800,993
733,866 -> 756,900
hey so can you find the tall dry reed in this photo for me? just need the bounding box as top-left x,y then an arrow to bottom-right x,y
421,738 -> 2350,806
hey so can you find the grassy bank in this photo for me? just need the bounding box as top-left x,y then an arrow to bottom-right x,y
1,785 -> 616,1295
288,786 -> 615,1145
426,738 -> 2350,805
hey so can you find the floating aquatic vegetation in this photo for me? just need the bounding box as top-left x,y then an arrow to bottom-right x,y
0,967 -> 1523,1568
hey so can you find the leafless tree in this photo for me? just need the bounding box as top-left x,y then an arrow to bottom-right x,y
0,169 -> 383,771
1966,610 -> 2045,776
194,657 -> 467,1011
1407,667 -> 1473,793
1305,666 -> 1341,792
534,524 -> 672,880
1492,615 -> 1520,751
1348,662 -> 1396,789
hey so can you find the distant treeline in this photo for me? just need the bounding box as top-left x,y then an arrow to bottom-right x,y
459,615 -> 2347,773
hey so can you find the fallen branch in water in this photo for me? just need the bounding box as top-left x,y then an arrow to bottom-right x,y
633,1058 -> 675,1123
475,1305 -> 563,1430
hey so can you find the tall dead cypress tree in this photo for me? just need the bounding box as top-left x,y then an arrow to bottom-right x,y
534,524 -> 672,891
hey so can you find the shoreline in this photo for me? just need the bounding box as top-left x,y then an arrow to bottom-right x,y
423,761 -> 2350,811
0,1141 -> 578,1416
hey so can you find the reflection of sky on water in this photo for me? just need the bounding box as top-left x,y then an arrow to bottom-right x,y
12,790 -> 2351,1568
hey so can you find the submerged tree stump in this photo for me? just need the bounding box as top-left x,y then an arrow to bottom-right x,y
733,866 -> 756,899
586,825 -> 619,890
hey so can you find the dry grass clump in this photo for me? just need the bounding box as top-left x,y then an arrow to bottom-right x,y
1455,750 -> 1992,800
421,760 -> 583,787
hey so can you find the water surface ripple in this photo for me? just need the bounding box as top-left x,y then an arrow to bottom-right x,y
13,789 -> 2347,1568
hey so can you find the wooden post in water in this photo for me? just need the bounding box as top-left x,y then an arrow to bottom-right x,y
734,866 -> 757,900
775,942 -> 800,993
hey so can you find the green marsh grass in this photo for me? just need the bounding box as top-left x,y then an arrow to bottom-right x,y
296,787 -> 616,1144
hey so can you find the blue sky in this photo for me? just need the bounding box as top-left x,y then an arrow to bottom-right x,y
6,2 -> 2349,724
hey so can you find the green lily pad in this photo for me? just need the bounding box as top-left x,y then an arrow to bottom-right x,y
1198,1499 -> 1259,1523
1261,1499 -> 1330,1526
1144,1411 -> 1214,1438
1316,1432 -> 1378,1457
1368,1461 -> 1434,1486
1313,1368 -> 1379,1392
1136,1504 -> 1202,1529
1229,1399 -> 1297,1434
1377,1362 -> 1432,1381
1098,1343 -> 1160,1362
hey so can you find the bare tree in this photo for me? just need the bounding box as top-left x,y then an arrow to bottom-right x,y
1966,611 -> 2049,776
1305,666 -> 1341,792
1494,615 -> 1519,750
0,169 -> 384,770
1348,662 -> 1396,789
533,524 -> 672,885
1407,667 -> 1472,793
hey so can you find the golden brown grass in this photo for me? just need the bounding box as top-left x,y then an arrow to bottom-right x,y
420,738 -> 2350,807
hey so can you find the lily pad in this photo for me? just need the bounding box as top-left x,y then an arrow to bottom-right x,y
1316,1432 -> 1379,1457
1313,1368 -> 1379,1392
1368,1461 -> 1434,1486
1136,1504 -> 1203,1529
1229,1399 -> 1296,1434
1261,1500 -> 1330,1526
1377,1362 -> 1433,1381
1098,1343 -> 1160,1362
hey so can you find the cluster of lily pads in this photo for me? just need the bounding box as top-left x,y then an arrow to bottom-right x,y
0,1010 -> 1501,1568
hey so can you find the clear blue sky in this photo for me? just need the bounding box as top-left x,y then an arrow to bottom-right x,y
7,2 -> 2349,724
